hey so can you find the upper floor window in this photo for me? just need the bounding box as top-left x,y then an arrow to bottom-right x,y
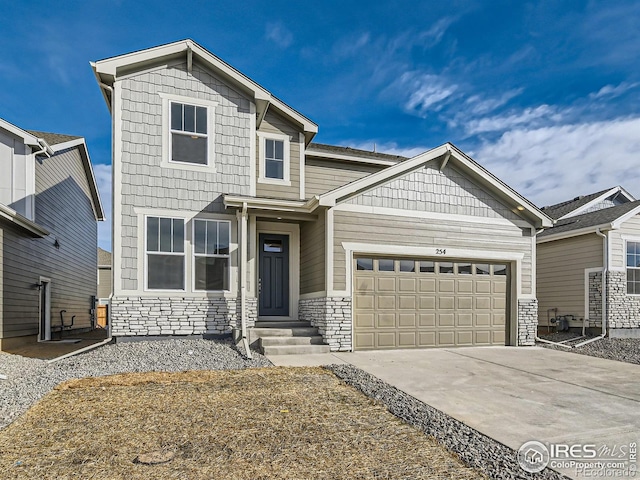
258,132 -> 290,185
146,216 -> 185,290
627,241 -> 640,294
170,102 -> 208,165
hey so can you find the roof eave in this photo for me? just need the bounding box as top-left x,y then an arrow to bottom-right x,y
0,204 -> 49,237
536,223 -> 612,243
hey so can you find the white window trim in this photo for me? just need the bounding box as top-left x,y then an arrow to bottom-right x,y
144,215 -> 187,292
159,92 -> 218,172
625,238 -> 640,296
192,219 -> 232,292
257,131 -> 291,186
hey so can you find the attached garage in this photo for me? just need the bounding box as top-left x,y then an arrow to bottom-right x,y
353,257 -> 509,350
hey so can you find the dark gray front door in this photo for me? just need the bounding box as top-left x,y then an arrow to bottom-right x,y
259,233 -> 290,316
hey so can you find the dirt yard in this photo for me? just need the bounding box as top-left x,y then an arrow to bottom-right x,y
0,367 -> 485,479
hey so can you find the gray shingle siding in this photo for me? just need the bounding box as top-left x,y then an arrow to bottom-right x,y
116,61 -> 253,290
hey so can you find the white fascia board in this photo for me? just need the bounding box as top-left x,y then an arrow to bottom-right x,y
92,39 -> 318,137
305,148 -> 398,167
536,224 -> 613,243
0,203 -> 49,237
51,138 -> 105,221
557,187 -> 625,220
0,118 -> 41,146
611,204 -> 640,229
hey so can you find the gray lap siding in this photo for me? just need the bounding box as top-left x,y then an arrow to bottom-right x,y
1,147 -> 98,338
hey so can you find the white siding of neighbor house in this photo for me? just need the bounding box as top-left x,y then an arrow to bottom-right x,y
256,110 -> 302,200
1,146 -> 97,338
345,163 -> 521,221
0,129 -> 35,220
305,158 -> 384,198
536,234 -> 603,326
116,60 -> 253,292
611,215 -> 640,270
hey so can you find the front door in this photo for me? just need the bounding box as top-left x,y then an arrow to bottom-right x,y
259,233 -> 289,317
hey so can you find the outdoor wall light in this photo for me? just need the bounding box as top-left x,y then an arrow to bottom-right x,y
54,238 -> 60,249
516,205 -> 525,211
33,282 -> 43,290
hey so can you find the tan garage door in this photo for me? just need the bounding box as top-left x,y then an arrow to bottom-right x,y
353,257 -> 509,350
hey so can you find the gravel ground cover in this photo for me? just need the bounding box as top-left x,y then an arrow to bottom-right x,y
537,333 -> 640,365
0,338 -> 270,430
0,367 -> 486,480
327,364 -> 569,480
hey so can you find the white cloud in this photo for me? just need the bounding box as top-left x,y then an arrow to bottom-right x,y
397,72 -> 457,117
418,16 -> 456,48
93,163 -> 112,251
472,117 -> 640,207
265,22 -> 293,48
465,105 -> 563,134
465,88 -> 524,116
589,81 -> 639,99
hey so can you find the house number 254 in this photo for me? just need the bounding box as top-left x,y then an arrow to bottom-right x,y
435,248 -> 446,255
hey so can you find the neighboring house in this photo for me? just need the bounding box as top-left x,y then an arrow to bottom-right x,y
537,186 -> 640,337
97,247 -> 112,301
92,39 -> 551,352
0,118 -> 105,350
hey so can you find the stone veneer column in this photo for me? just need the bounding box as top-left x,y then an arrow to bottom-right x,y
517,298 -> 538,346
588,271 -> 603,328
299,297 -> 352,351
606,271 -> 640,330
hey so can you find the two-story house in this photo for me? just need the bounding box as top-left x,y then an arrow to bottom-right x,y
0,118 -> 104,350
92,39 -> 552,353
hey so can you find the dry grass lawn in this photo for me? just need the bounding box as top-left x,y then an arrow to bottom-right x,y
0,367 -> 486,479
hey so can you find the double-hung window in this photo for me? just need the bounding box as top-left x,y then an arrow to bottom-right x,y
193,219 -> 230,291
627,241 -> 640,294
170,101 -> 208,165
258,132 -> 290,184
146,217 -> 185,290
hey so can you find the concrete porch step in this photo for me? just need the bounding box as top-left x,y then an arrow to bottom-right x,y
254,321 -> 312,329
261,344 -> 331,355
260,335 -> 326,346
252,327 -> 319,337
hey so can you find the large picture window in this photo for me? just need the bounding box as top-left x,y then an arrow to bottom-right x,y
146,217 -> 185,290
627,241 -> 640,294
170,101 -> 208,165
194,219 -> 230,291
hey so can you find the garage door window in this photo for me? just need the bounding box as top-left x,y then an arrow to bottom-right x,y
493,264 -> 507,276
378,259 -> 394,271
476,264 -> 490,275
399,260 -> 415,272
420,261 -> 435,273
458,263 -> 472,274
438,262 -> 454,274
356,258 -> 373,270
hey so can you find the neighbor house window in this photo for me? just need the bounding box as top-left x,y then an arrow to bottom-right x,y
170,101 -> 208,165
258,132 -> 290,184
193,219 -> 230,291
146,217 -> 185,290
627,241 -> 640,294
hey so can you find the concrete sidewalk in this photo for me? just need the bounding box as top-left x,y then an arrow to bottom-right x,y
268,347 -> 640,478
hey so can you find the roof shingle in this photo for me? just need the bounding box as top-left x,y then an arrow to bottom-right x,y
539,200 -> 640,237
27,130 -> 81,146
540,187 -> 614,220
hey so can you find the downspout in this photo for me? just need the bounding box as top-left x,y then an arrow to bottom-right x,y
239,202 -> 252,359
572,229 -> 608,347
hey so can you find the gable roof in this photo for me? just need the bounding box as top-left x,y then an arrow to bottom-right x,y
0,118 -> 55,156
27,130 -> 82,146
540,186 -> 635,220
318,142 -> 553,228
538,200 -> 640,241
91,39 -> 318,144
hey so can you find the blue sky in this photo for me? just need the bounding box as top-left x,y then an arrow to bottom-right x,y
2,1 -> 640,250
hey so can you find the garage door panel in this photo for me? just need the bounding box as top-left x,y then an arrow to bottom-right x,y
355,312 -> 375,328
377,332 -> 396,348
354,257 -> 509,351
399,278 -> 416,292
377,313 -> 396,328
398,313 -> 416,327
377,277 -> 396,292
398,332 -> 416,347
377,295 -> 396,309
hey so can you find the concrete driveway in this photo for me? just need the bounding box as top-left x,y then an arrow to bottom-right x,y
269,347 -> 640,477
